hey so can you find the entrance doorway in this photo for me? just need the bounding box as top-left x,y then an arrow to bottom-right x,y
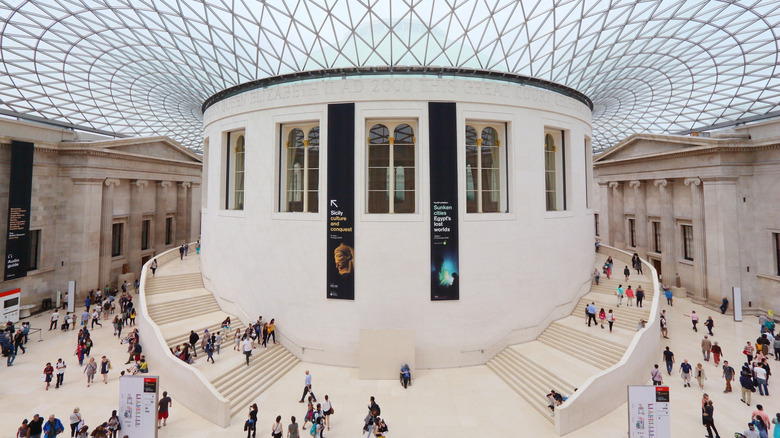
651,258 -> 662,279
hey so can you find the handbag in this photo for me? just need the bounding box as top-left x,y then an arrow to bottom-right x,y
328,407 -> 334,415
40,374 -> 46,382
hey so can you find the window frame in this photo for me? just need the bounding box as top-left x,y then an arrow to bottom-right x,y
775,232 -> 780,276
222,129 -> 246,211
652,220 -> 662,253
28,229 -> 41,271
365,119 -> 418,214
111,222 -> 124,258
141,219 -> 151,251
279,122 -> 320,213
682,224 -> 694,261
544,128 -> 568,211
165,216 -> 174,246
465,121 -> 508,214
595,214 -> 600,236
628,218 -> 636,248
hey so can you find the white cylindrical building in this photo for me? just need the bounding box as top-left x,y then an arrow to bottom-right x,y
201,70 -> 594,368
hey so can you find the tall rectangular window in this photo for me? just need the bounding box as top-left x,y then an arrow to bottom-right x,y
280,124 -> 319,212
594,214 -> 600,236
165,217 -> 173,245
141,220 -> 150,250
111,223 -> 123,257
775,233 -> 780,276
682,225 -> 694,261
466,122 -> 506,213
544,128 -> 567,211
584,137 -> 592,208
628,218 -> 636,248
652,221 -> 662,253
367,121 -> 416,213
28,229 -> 40,270
223,130 -> 245,210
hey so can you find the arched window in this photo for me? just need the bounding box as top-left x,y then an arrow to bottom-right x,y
281,124 -> 319,212
367,122 -> 416,213
231,133 -> 246,210
465,123 -> 504,213
545,132 -> 558,211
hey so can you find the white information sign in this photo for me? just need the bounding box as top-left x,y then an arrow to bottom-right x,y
733,287 -> 743,322
119,375 -> 159,438
628,385 -> 671,438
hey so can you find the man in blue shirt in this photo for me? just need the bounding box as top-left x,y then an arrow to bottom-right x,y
42,415 -> 64,437
299,369 -> 316,402
680,359 -> 693,387
586,303 -> 597,327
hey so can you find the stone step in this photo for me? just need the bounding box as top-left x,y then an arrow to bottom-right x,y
546,322 -> 625,360
537,328 -> 620,369
148,294 -> 216,311
166,321 -> 247,348
486,358 -> 555,423
148,300 -> 219,319
151,306 -> 221,325
228,353 -> 300,417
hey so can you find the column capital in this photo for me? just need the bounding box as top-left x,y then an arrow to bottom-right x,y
684,177 -> 702,187
653,179 -> 668,188
179,181 -> 192,189
629,180 -> 642,189
158,181 -> 173,190
104,178 -> 120,187
608,181 -> 620,189
134,180 -> 149,190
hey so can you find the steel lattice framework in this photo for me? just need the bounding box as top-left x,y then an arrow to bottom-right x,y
1,0 -> 779,153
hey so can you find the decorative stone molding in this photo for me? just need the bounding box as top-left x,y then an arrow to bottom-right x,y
158,181 -> 172,191
684,177 -> 702,187
629,180 -> 641,189
134,180 -> 149,190
104,178 -> 120,187
179,181 -> 192,189
653,179 -> 668,188
608,181 -> 620,189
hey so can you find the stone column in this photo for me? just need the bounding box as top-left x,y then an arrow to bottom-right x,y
155,181 -> 172,253
189,183 -> 202,243
176,182 -> 191,244
128,180 -> 148,275
598,182 -> 610,244
654,179 -> 677,286
684,178 -> 708,302
99,178 -> 120,289
71,178 -> 104,296
629,180 -> 648,258
703,178 -> 740,307
608,181 -> 625,249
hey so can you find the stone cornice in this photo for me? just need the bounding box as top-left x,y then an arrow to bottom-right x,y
595,142 -> 780,168
1,140 -> 201,168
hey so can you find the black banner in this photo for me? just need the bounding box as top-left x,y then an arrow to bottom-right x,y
4,140 -> 34,280
429,102 -> 460,301
326,103 -> 355,300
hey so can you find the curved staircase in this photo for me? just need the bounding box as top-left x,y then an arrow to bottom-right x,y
143,254 -> 299,421
487,252 -> 654,423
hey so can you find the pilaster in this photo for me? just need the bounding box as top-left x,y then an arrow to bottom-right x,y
654,179 -> 677,285
685,178 -> 708,302
99,178 -> 120,288
128,180 -> 148,276
608,181 -> 625,249
155,181 -> 172,253
629,180 -> 648,258
176,182 -> 191,244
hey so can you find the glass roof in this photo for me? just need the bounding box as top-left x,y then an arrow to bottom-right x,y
1,0 -> 778,153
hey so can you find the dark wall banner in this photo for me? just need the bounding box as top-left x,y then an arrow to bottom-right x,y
326,103 -> 355,300
429,102 -> 460,301
4,140 -> 34,281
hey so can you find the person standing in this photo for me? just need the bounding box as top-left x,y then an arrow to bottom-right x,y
42,415 -> 64,438
43,362 -> 54,391
69,408 -> 82,438
651,364 -> 663,385
593,268 -> 600,285
268,319 -> 277,345
695,363 -> 707,389
158,391 -> 172,428
28,414 -> 43,438
723,361 -> 735,393
754,405 -> 772,435
663,347 -> 675,375
288,416 -> 299,438
100,356 -> 111,384
702,335 -> 712,361
746,342 -> 757,363
150,258 -> 158,277
702,400 -> 720,438
712,342 -> 723,366
321,395 -> 332,431
271,415 -> 283,438
607,309 -> 615,333
188,330 -> 199,357
205,339 -> 215,364
598,308 -> 606,329
625,285 -> 634,307
755,364 -> 769,396
623,265 -> 630,281
54,359 -> 66,389
741,371 -> 755,406
606,256 -> 613,279
84,358 -> 97,387
178,244 -> 184,260
719,297 -> 729,314
664,287 -> 673,306
107,410 -> 120,438
616,284 -> 624,307
680,359 -> 693,387
17,419 -> 30,438
299,370 -> 316,403
660,315 -> 669,339
636,285 -> 645,308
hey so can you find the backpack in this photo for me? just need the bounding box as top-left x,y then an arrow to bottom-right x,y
378,420 -> 388,433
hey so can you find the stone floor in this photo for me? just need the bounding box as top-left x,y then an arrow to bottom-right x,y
1,262 -> 776,437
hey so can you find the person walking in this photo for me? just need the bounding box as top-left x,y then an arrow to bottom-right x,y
680,359 -> 693,387
741,371 -> 756,406
214,332 -> 222,355
42,415 -> 65,438
299,370 -> 316,403
623,265 -> 630,281
720,297 -> 729,314
660,315 -> 669,339
158,391 -> 172,428
616,284 -> 624,307
188,330 -> 199,358
702,400 -> 720,438
598,308 -> 606,329
205,339 -> 215,364
55,358 -> 66,389
651,364 -> 663,385
664,287 -> 673,306
712,342 -> 723,366
321,395 -> 333,431
723,361 -> 735,393
242,335 -> 254,366
663,347 -> 675,375
84,357 -> 97,387
288,416 -> 299,438
43,362 -> 54,391
607,309 -> 616,333
746,342 -> 757,363
69,407 -> 82,438
755,364 -> 769,396
695,363 -> 707,389
271,415 -> 283,438
234,329 -> 241,351
625,285 -> 634,307
268,319 -> 277,345
586,302 -> 597,327
688,311 -> 699,332
606,256 -> 613,279
593,268 -> 600,285
100,356 -> 111,384
702,335 -> 712,362
150,258 -> 158,277
704,316 -> 714,336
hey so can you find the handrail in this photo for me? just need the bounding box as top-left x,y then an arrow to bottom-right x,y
460,278 -> 592,353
